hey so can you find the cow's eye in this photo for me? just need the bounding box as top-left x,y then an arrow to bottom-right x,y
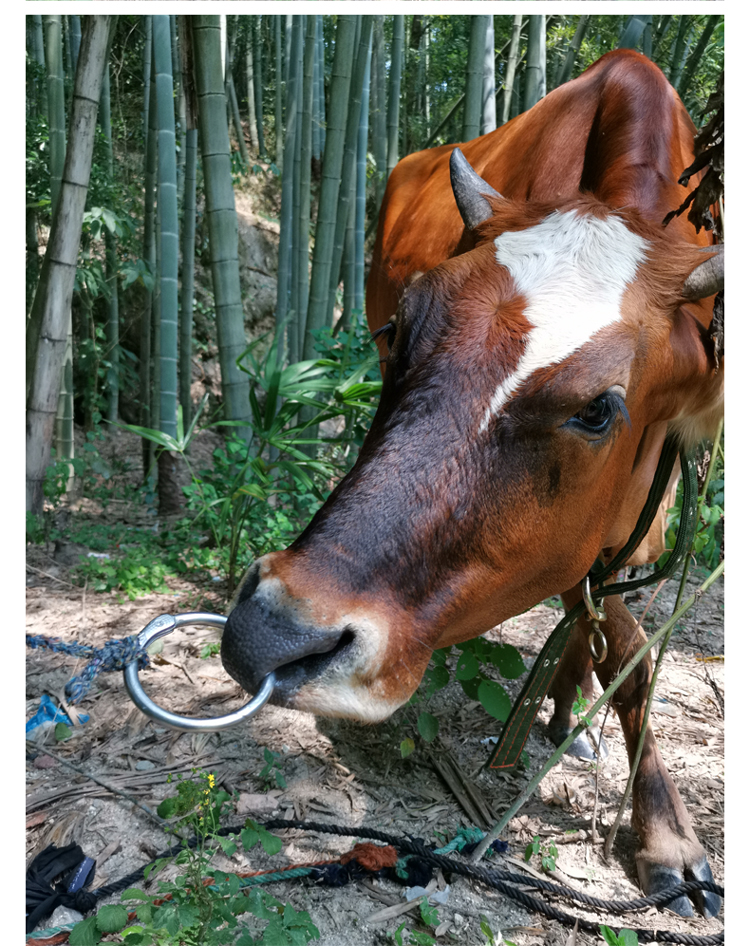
566,389 -> 629,437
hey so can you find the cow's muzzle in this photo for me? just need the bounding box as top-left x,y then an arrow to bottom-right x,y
220,561 -> 357,704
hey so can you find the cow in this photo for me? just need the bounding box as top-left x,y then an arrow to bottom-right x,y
222,50 -> 723,917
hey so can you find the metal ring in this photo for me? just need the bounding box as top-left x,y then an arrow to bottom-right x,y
123,612 -> 275,732
582,576 -> 607,623
588,627 -> 609,664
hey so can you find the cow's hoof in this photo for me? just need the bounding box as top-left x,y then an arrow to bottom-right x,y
547,722 -> 609,761
638,856 -> 721,918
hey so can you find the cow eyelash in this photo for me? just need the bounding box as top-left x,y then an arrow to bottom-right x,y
371,321 -> 397,353
566,389 -> 630,438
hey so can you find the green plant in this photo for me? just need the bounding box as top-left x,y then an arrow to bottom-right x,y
69,770 -> 319,946
120,317 -> 382,597
391,898 -> 439,945
479,914 -> 517,946
571,685 -> 592,727
258,748 -> 287,791
524,834 -> 558,873
71,546 -> 172,600
660,438 -> 724,573
599,926 -> 638,946
399,636 -> 526,756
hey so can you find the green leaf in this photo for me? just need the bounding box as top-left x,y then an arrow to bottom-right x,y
599,926 -> 620,946
489,643 -> 526,679
259,825 -> 283,856
419,897 -> 439,927
69,917 -> 101,945
120,888 -> 151,901
455,651 -> 479,680
121,929 -> 147,943
478,679 -> 512,721
95,904 -> 129,933
459,675 -> 481,700
617,931 -> 639,946
55,722 -> 72,741
417,711 -> 440,743
400,737 -> 415,758
411,933 -> 436,945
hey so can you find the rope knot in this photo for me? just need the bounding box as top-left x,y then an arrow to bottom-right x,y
340,842 -> 398,872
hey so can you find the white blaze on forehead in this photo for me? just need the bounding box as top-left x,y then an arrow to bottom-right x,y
478,210 -> 650,433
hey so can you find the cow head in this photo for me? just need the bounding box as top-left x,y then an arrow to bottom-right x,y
221,150 -> 723,723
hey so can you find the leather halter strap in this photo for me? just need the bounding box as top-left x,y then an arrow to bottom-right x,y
487,435 -> 698,770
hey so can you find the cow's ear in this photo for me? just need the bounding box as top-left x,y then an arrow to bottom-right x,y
450,148 -> 503,230
682,244 -> 723,301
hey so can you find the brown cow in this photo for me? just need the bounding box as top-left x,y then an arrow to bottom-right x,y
222,51 -> 723,916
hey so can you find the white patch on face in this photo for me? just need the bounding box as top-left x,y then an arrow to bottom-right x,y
478,210 -> 650,433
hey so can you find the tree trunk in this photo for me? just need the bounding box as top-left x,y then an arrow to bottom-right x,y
619,15 -> 650,51
27,207 -> 39,316
32,15 -> 46,120
154,16 -> 179,450
463,15 -> 487,141
26,15 -> 111,514
652,16 -> 672,62
191,16 -> 252,435
179,15 -> 198,434
100,61 -> 120,426
668,18 -> 691,86
386,15 -> 404,185
554,15 -> 588,88
315,15 -> 326,161
325,16 -> 372,336
141,18 -> 158,479
253,16 -> 265,157
481,15 -> 496,135
372,16 -> 387,213
69,15 -> 81,75
676,16 -> 721,97
354,30 -> 371,315
44,16 -> 66,217
303,14 -> 357,359
275,15 -> 283,168
524,16 -> 546,112
501,14 -> 523,125
276,15 -> 302,362
294,16 -> 315,355
245,20 -> 260,154
226,17 -> 249,167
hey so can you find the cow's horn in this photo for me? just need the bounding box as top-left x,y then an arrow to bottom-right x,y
450,148 -> 503,230
683,244 -> 724,300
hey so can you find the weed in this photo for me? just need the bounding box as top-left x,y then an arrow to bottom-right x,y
524,834 -> 558,873
68,770 -> 319,945
391,898 -> 439,945
258,748 -> 287,791
480,914 -> 517,945
600,926 -> 638,946
571,685 -> 592,727
399,636 -> 526,757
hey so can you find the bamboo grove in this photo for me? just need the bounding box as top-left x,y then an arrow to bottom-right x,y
25,14 -> 723,520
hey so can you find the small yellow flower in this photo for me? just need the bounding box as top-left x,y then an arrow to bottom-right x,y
207,774 -> 216,788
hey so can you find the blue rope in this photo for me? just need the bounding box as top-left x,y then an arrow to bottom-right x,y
25,634 -> 149,704
395,826 -> 505,879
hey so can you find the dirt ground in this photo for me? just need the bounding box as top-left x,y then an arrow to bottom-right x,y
26,432 -> 724,946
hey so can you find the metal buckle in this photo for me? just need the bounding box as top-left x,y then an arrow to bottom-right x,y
588,626 -> 609,663
582,577 -> 608,664
123,612 -> 275,732
582,576 -> 607,623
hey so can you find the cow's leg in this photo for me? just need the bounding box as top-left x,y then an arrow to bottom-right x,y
559,587 -> 720,919
547,628 -> 608,760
